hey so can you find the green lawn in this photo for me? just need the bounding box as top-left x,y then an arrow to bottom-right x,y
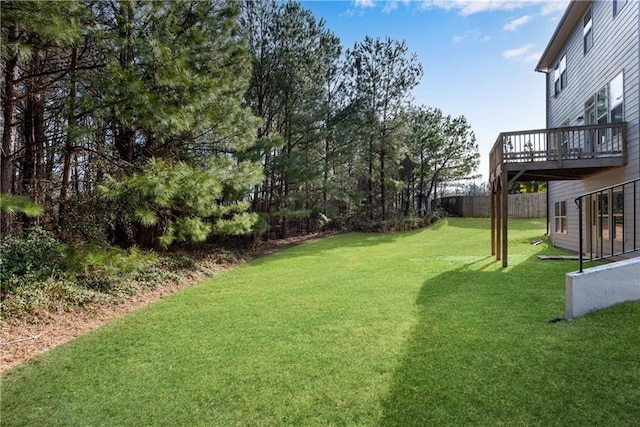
2,218 -> 639,426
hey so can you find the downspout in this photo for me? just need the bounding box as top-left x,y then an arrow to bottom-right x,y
546,188 -> 550,235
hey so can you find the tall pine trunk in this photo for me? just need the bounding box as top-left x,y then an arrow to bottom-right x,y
380,143 -> 386,221
1,52 -> 18,233
22,55 -> 47,227
59,46 -> 78,225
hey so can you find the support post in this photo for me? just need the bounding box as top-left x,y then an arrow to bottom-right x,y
577,196 -> 583,272
496,180 -> 502,261
501,171 -> 509,268
490,182 -> 496,256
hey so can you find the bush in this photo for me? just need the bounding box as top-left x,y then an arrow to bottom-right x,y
352,216 -> 435,233
0,227 -> 66,292
65,245 -> 158,277
78,275 -> 118,293
0,278 -> 106,322
134,264 -> 181,288
161,254 -> 196,270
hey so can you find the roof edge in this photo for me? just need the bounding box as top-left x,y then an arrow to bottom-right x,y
535,1 -> 591,73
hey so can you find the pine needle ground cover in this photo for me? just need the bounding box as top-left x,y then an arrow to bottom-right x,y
2,218 -> 639,425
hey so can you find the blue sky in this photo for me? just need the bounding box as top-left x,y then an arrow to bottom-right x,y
300,0 -> 571,183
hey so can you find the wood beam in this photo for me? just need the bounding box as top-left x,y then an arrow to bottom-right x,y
501,171 -> 509,267
496,179 -> 501,261
490,183 -> 496,256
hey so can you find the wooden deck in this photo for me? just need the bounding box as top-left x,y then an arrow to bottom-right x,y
490,123 -> 627,183
489,122 -> 628,267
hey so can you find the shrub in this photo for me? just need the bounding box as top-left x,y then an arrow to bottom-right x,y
352,216 -> 435,233
65,245 -> 159,277
78,275 -> 118,294
133,265 -> 181,288
162,254 -> 196,270
0,227 -> 66,292
0,278 -> 105,322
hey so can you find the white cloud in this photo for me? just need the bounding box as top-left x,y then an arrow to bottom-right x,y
420,0 -> 526,16
451,30 -> 492,44
382,1 -> 399,13
525,52 -> 542,63
419,0 -> 568,17
351,0 -> 570,18
504,15 -> 532,31
353,0 -> 412,13
354,0 -> 376,8
502,43 -> 541,63
541,0 -> 569,16
502,43 -> 536,59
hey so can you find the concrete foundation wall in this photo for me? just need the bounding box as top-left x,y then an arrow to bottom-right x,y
566,258 -> 640,318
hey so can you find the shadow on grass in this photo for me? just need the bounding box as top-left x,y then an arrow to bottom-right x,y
444,217 -> 546,232
249,222 -> 443,266
378,253 -> 570,426
379,242 -> 640,425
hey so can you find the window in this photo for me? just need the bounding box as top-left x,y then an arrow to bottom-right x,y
596,85 -> 608,145
583,7 -> 593,54
613,0 -> 627,17
598,190 -> 624,241
598,192 -> 610,240
555,201 -> 567,234
592,72 -> 624,145
610,72 -> 624,141
610,71 -> 624,122
584,98 -> 596,151
554,54 -> 567,96
612,190 -> 624,241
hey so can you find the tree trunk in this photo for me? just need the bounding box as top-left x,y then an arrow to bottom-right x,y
59,46 -> 78,225
418,154 -> 426,216
114,124 -> 135,164
22,55 -> 47,227
380,143 -> 386,221
1,52 -> 18,233
368,135 -> 374,221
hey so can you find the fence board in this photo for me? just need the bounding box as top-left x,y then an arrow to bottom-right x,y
441,193 -> 546,218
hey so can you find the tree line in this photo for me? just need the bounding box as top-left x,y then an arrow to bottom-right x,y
1,0 -> 479,249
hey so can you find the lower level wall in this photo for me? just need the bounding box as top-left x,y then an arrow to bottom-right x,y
565,257 -> 640,318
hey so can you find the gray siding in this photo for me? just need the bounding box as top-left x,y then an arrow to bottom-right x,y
546,0 -> 640,253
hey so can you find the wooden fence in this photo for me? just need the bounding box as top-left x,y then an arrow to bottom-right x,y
440,193 -> 546,218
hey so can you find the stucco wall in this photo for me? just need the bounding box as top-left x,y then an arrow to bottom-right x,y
565,257 -> 640,318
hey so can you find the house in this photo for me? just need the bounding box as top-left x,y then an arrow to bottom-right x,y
489,0 -> 640,270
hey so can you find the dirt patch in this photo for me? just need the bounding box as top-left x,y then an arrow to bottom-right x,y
0,233 -> 325,372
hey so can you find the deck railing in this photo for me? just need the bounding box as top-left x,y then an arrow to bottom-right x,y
490,123 -> 627,180
575,177 -> 640,272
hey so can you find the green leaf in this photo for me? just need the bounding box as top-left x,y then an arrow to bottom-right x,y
134,207 -> 158,226
0,194 -> 44,217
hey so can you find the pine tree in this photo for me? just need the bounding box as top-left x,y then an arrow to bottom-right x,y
345,36 -> 423,221
241,0 -> 340,238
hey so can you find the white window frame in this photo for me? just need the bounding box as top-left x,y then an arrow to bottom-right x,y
555,201 -> 567,234
591,72 -> 624,146
598,192 -> 610,241
613,0 -> 627,17
554,54 -> 567,96
610,71 -> 624,123
612,190 -> 624,241
583,7 -> 593,54
597,190 -> 624,242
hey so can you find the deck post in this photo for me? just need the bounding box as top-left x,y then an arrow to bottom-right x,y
501,171 -> 508,267
496,179 -> 502,261
490,182 -> 496,256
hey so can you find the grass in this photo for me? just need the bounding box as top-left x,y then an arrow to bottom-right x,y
2,218 -> 639,425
